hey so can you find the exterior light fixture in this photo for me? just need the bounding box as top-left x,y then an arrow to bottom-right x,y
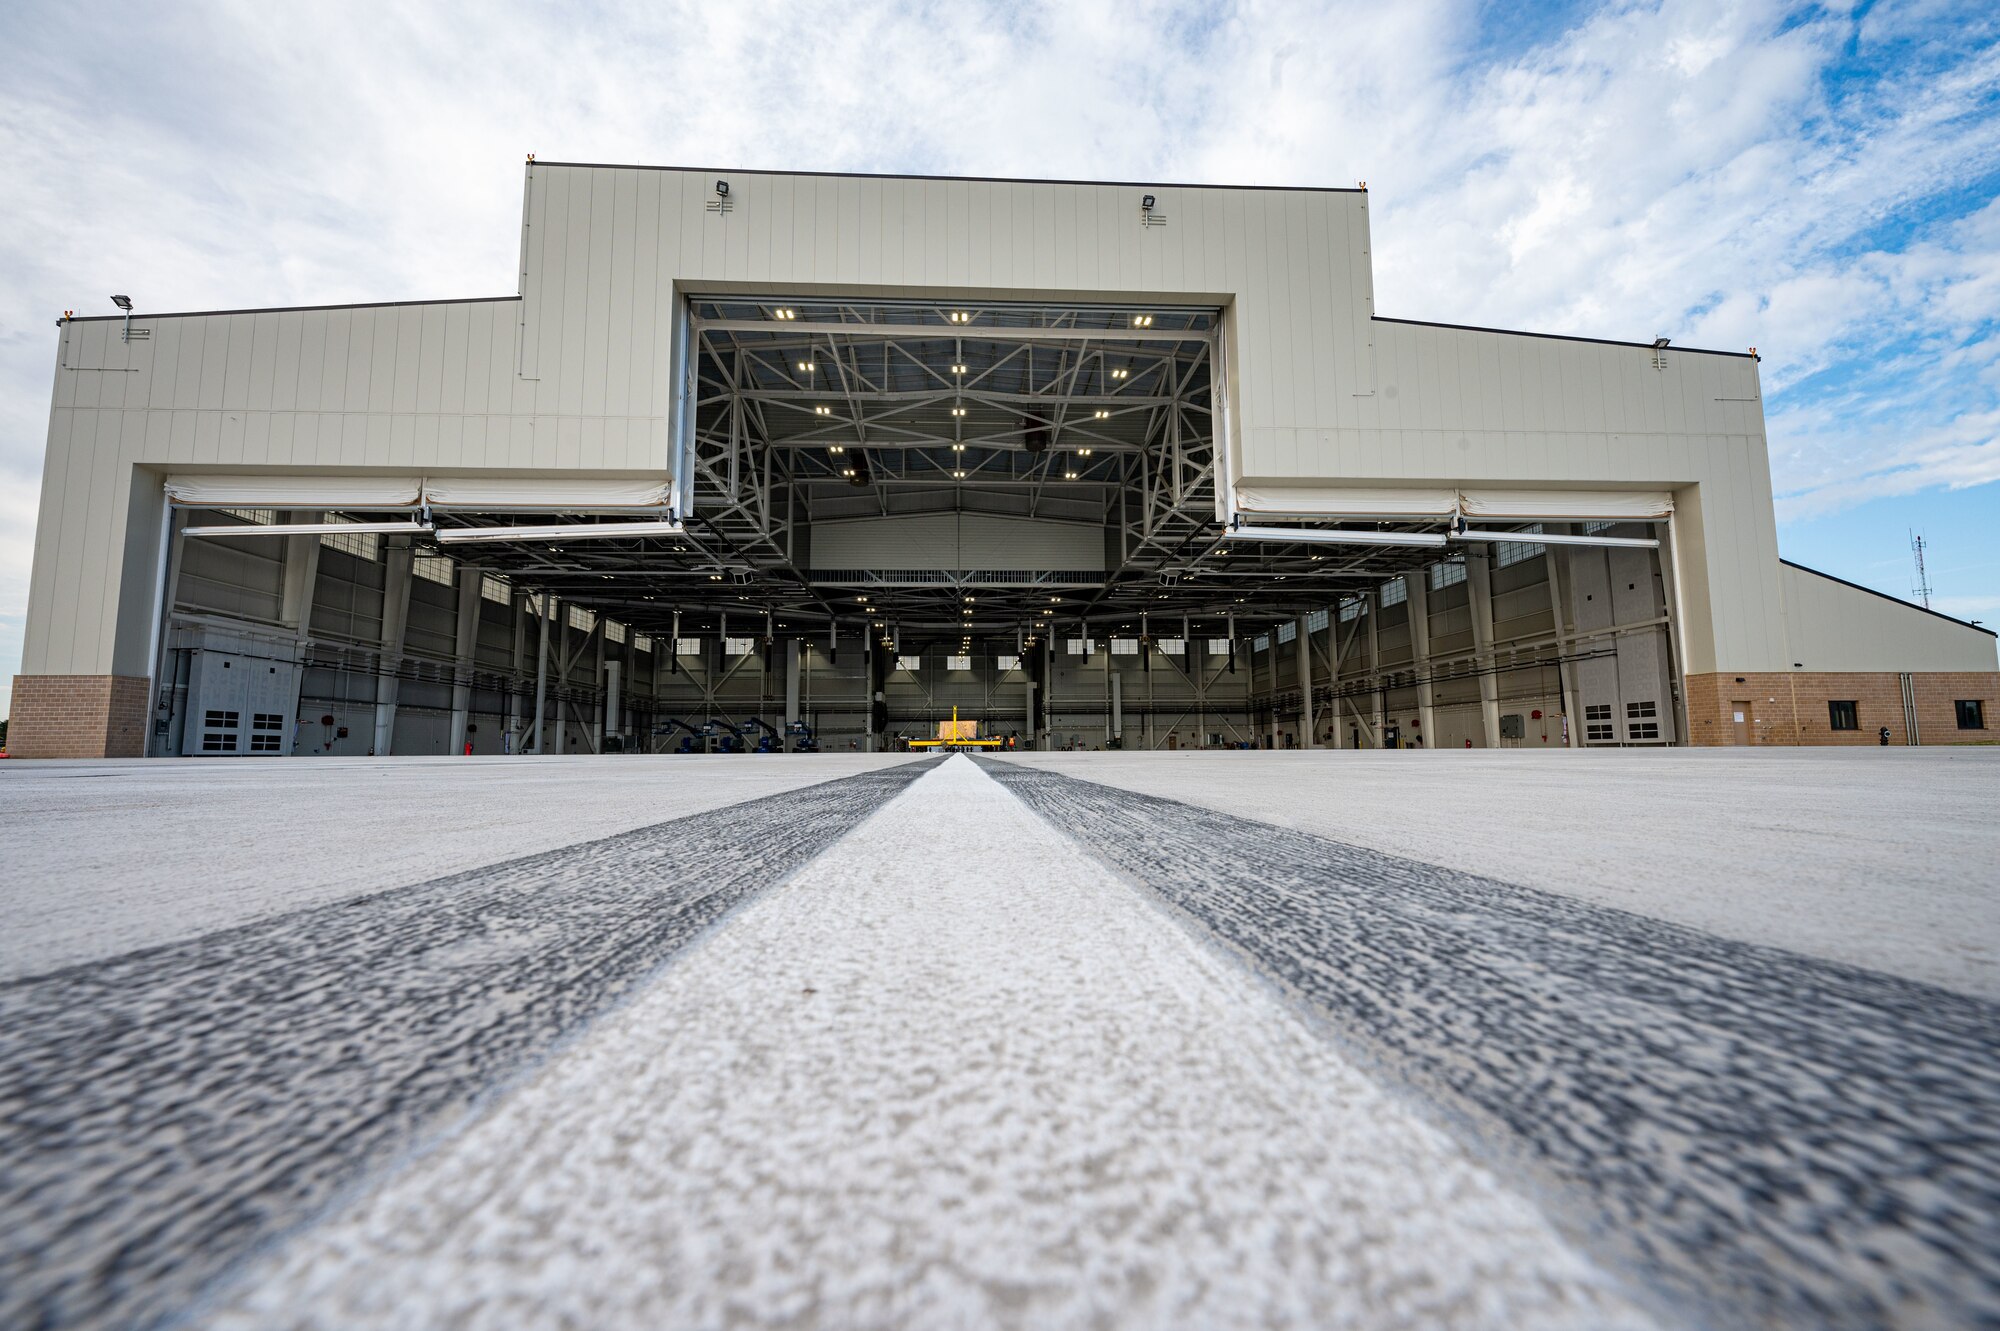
110,295 -> 133,311
1141,194 -> 1156,210
715,180 -> 730,197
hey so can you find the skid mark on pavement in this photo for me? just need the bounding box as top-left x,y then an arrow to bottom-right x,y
978,757 -> 2000,1330
0,758 -> 938,1331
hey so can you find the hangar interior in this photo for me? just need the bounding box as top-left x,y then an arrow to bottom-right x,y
15,163 -> 1995,757
156,295 -> 1677,756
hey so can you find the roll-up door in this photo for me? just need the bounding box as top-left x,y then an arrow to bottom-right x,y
421,476 -> 674,511
1232,485 -> 1459,519
1457,489 -> 1673,520
164,475 -> 423,509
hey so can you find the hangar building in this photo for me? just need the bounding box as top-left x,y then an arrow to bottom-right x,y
11,163 -> 1997,758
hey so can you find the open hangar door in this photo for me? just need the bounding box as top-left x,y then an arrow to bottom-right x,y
148,296 -> 1685,755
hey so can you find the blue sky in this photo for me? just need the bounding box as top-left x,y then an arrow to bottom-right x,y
2,0 -> 1997,715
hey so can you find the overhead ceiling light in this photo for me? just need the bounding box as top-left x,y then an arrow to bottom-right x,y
1093,410 -> 1109,419
798,361 -> 815,373
951,405 -> 967,417
952,469 -> 966,479
949,311 -> 970,323
773,307 -> 794,320
1064,471 -> 1078,479
437,520 -> 687,544
951,363 -> 967,375
1111,367 -> 1128,379
815,405 -> 832,415
951,443 -> 965,452
1229,525 -> 1450,549
1078,447 -> 1092,456
709,573 -> 723,581
829,444 -> 845,454
841,466 -> 856,476
1132,313 -> 1153,327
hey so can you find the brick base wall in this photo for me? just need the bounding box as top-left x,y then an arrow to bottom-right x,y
1685,671 -> 2000,746
6,675 -> 152,758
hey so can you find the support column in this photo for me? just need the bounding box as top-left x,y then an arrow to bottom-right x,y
448,565 -> 481,755
1368,588 -> 1386,747
1545,539 -> 1582,748
1467,555 -> 1502,749
1297,615 -> 1315,749
552,598 -> 568,755
1266,631 -> 1280,748
590,625 -> 606,754
604,659 -> 622,749
784,638 -> 801,740
1109,669 -> 1123,747
532,594 -> 551,753
508,592 -> 527,753
279,512 -> 323,757
1406,571 -> 1437,746
372,539 -> 414,756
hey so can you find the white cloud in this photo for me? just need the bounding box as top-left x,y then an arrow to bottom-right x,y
3,0 -> 1996,711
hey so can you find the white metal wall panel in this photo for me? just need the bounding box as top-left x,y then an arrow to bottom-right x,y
1780,563 -> 1998,672
811,514 -> 1104,571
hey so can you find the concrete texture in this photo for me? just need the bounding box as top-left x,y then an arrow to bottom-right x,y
0,761 -> 940,1331
196,757 -> 1656,1331
997,748 -> 2000,998
0,753 -> 915,981
981,758 -> 2000,1329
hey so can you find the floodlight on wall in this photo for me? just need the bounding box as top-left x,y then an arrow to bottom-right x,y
436,520 -> 687,544
1230,525 -> 1449,549
715,180 -> 729,197
110,295 -> 133,311
1141,194 -> 1156,210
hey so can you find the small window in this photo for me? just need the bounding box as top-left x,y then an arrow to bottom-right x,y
1429,561 -> 1466,590
1494,524 -> 1547,567
1584,702 -> 1614,743
1339,599 -> 1363,623
204,710 -> 240,729
1828,700 -> 1859,732
481,574 -> 512,604
1381,578 -> 1408,607
413,553 -> 455,585
604,620 -> 626,644
1958,700 -> 1986,730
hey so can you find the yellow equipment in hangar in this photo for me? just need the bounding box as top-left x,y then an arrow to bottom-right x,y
908,707 -> 1006,750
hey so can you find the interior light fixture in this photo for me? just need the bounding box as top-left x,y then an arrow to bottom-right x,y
1111,367 -> 1128,380
829,444 -> 845,454
1093,409 -> 1109,419
1132,313 -> 1154,327
951,443 -> 965,452
1064,471 -> 1078,479
773,307 -> 795,320
183,520 -> 433,539
1078,448 -> 1092,456
952,469 -> 967,478
798,361 -> 815,373
815,405 -> 832,415
951,405 -> 967,417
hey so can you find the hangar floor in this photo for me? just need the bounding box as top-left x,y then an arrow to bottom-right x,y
2,749 -> 1996,1328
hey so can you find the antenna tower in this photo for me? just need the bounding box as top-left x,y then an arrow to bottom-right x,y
1911,530 -> 1933,609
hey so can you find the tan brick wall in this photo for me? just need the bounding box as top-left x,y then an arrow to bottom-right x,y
1686,671 -> 1999,746
7,675 -> 152,758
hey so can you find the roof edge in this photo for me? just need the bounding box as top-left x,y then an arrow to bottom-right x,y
61,295 -> 520,324
1780,559 -> 1997,637
1372,315 -> 1757,361
530,162 -> 1367,195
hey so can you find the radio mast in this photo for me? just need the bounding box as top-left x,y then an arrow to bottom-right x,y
1911,531 -> 1933,609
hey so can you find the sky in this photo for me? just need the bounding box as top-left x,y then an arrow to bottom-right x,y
1,0 -> 1996,716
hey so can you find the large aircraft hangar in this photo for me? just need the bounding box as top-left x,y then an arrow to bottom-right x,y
11,163 -> 1997,758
